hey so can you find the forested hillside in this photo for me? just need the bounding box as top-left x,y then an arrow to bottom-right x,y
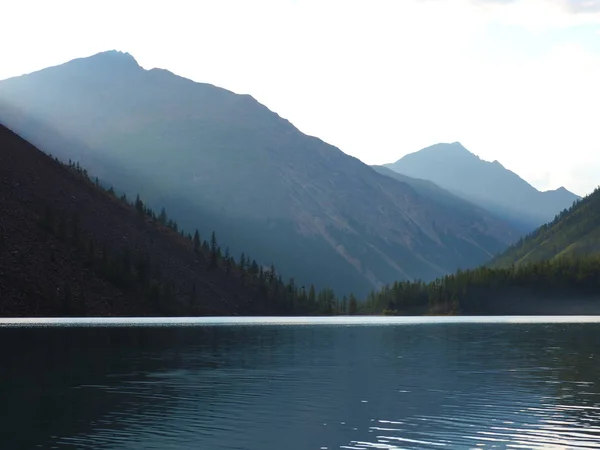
490,187 -> 600,267
365,187 -> 600,315
0,125 -> 345,317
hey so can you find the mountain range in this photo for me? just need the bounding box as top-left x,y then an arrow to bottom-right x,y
0,50 -> 562,296
383,142 -> 580,233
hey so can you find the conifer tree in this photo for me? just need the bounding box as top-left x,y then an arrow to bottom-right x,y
135,194 -> 144,214
224,247 -> 232,275
209,231 -> 218,269
193,230 -> 201,254
308,284 -> 316,308
348,294 -> 358,315
251,259 -> 259,276
158,207 -> 168,225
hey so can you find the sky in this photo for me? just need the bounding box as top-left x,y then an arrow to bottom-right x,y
2,0 -> 600,196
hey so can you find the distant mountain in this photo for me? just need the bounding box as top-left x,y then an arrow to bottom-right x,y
371,165 -> 509,223
490,187 -> 600,268
0,124 -> 280,317
384,142 -> 580,233
0,51 -> 520,296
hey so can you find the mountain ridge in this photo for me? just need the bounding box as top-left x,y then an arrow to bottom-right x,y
0,50 -> 521,296
384,142 -> 580,232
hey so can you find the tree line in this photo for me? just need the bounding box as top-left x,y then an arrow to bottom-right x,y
364,256 -> 600,315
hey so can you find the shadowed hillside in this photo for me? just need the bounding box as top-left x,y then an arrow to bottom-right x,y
0,124 -> 335,317
0,51 -> 519,296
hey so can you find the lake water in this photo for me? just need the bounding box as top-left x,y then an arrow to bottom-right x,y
1,317 -> 600,449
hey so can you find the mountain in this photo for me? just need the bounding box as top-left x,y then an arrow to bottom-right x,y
384,142 -> 580,232
0,51 -> 519,296
490,187 -> 600,268
0,123 -> 301,317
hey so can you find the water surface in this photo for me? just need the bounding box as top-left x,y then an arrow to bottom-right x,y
1,317 -> 599,449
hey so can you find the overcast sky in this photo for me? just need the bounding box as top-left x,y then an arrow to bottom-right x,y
2,0 -> 599,196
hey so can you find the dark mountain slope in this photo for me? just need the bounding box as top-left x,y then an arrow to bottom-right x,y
385,142 -> 580,232
490,187 -> 600,268
0,51 -> 519,295
0,124 -> 284,317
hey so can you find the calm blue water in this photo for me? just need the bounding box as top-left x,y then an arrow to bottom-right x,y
1,317 -> 599,449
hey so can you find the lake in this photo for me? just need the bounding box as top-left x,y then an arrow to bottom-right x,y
1,316 -> 599,449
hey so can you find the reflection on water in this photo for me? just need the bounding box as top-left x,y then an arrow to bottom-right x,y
1,319 -> 599,449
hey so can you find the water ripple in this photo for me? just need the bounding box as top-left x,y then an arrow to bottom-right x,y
1,321 -> 600,449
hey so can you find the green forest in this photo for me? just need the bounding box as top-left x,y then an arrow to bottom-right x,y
363,256 -> 600,315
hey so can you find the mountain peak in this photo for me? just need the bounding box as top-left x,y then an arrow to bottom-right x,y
424,142 -> 471,155
398,142 -> 475,163
91,50 -> 138,63
89,50 -> 138,64
434,141 -> 466,150
545,186 -> 569,193
384,141 -> 580,228
67,50 -> 141,72
544,186 -> 580,199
